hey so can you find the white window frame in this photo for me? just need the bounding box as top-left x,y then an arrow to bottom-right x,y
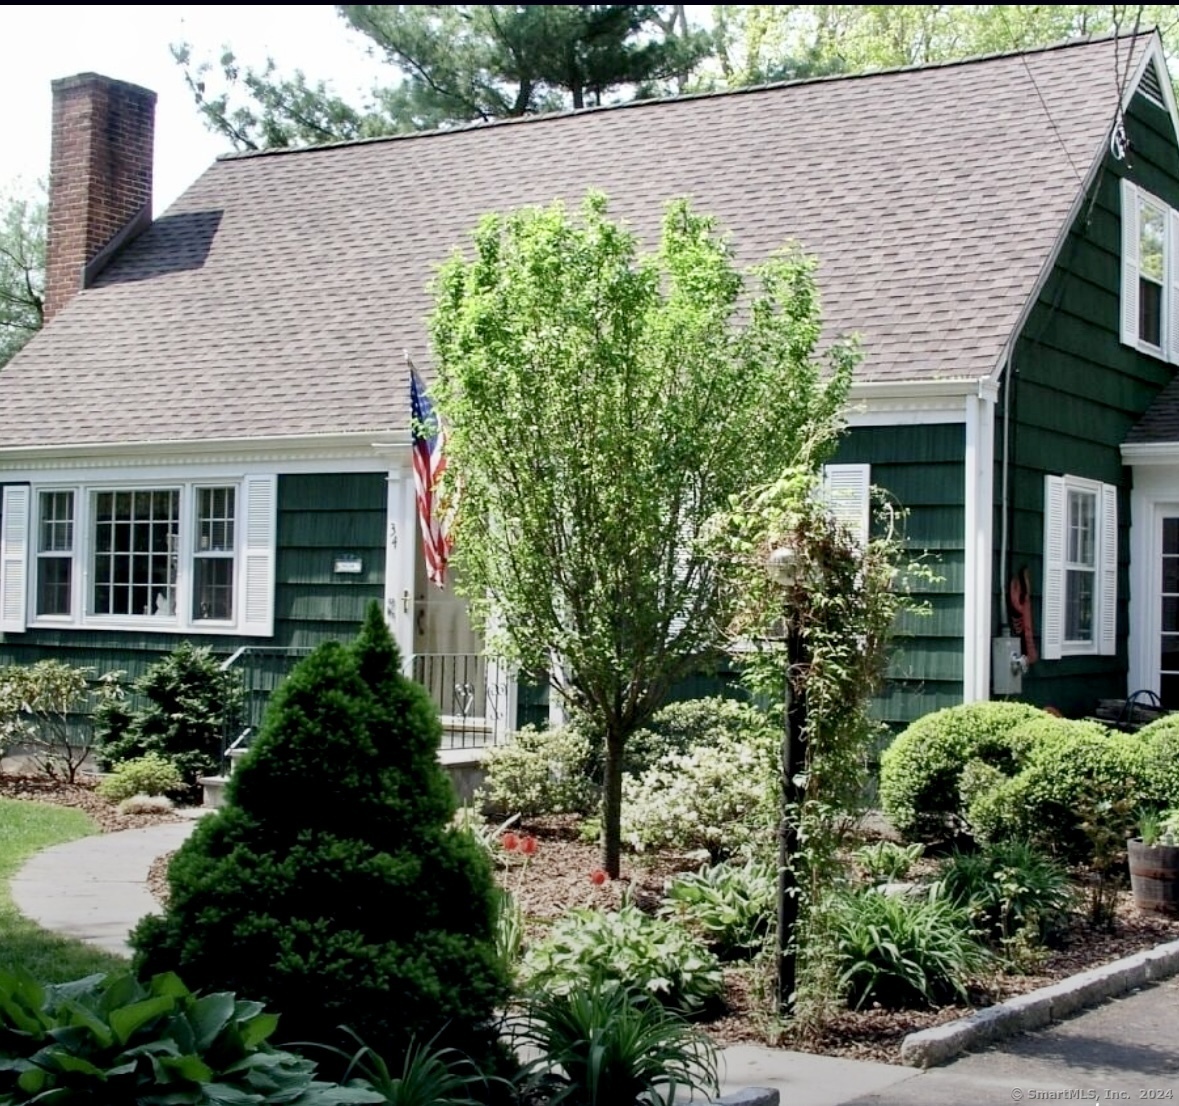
1120,178 -> 1179,364
33,489 -> 75,621
2,475 -> 276,637
1042,474 -> 1117,660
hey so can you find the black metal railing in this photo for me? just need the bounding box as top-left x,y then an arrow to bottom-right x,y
411,652 -> 506,750
217,648 -> 504,768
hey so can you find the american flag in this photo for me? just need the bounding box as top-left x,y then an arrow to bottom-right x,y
409,364 -> 453,587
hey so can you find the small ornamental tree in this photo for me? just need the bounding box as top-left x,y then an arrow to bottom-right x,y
430,191 -> 856,877
131,603 -> 508,1066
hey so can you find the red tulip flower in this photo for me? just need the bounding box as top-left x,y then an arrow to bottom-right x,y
519,835 -> 538,856
501,832 -> 520,852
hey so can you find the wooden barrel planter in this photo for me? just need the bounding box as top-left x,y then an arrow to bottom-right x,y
1128,839 -> 1179,917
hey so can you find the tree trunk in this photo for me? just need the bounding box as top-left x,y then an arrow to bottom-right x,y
601,727 -> 624,878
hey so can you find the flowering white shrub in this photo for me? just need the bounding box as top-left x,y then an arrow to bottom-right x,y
477,724 -> 598,817
620,729 -> 777,861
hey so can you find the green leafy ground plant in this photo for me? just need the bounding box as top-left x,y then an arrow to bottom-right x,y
832,886 -> 988,1010
515,986 -> 718,1106
523,903 -> 722,1014
0,969 -> 381,1104
660,858 -> 775,959
96,752 -> 185,803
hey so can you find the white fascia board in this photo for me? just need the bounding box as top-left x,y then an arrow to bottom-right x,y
1121,441 -> 1179,464
846,377 -> 998,426
0,433 -> 409,482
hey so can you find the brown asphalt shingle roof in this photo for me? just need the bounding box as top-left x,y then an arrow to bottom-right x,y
1126,375 -> 1179,443
0,34 -> 1148,449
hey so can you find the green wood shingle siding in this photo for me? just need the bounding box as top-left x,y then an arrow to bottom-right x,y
0,472 -> 387,676
1004,90 -> 1179,715
832,423 -> 965,724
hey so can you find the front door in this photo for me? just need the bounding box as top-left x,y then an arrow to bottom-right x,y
1160,515 -> 1179,708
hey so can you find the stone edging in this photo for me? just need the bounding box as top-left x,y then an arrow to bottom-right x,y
712,1089 -> 779,1106
901,938 -> 1179,1068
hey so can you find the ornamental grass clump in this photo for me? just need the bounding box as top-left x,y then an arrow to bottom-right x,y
131,603 -> 509,1069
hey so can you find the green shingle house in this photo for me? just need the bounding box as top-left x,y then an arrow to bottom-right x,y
2,31 -> 1179,732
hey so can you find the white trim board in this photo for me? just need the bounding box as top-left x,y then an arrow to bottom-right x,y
1127,461 -> 1179,694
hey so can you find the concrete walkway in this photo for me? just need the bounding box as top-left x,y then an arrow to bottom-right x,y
10,818 -> 198,955
9,820 -> 1178,1106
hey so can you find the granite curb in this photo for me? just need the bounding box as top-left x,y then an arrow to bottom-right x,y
900,937 -> 1179,1067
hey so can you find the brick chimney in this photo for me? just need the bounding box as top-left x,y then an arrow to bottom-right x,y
45,73 -> 156,322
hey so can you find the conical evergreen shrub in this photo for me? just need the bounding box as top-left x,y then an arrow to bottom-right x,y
132,603 -> 509,1065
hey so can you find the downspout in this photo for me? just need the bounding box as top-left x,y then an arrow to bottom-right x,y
998,353 -> 1013,635
963,393 -> 979,702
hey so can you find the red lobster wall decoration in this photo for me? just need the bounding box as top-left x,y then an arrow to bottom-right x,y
1007,566 -> 1038,665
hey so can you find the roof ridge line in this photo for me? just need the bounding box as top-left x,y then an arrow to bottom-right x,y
215,28 -> 1154,164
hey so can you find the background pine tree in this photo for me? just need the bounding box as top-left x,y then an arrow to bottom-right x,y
132,602 -> 508,1065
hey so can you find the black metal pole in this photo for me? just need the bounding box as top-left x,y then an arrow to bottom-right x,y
777,622 -> 806,1013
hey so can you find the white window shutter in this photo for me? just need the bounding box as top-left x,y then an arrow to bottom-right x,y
1099,482 -> 1118,656
239,475 -> 277,637
0,485 -> 30,633
1122,178 -> 1140,347
1042,476 -> 1065,661
1169,209 -> 1179,364
822,464 -> 871,545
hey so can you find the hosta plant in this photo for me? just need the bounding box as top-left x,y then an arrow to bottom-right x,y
854,841 -> 925,884
514,986 -> 718,1106
523,903 -> 722,1014
660,858 -> 775,959
0,968 -> 381,1104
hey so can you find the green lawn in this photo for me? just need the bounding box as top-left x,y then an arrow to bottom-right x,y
0,797 -> 127,979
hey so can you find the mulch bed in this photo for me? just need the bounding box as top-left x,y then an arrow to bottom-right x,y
55,802 -> 1179,1066
494,816 -> 1179,1064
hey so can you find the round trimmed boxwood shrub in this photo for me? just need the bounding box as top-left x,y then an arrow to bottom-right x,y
968,719 -> 1155,860
1136,713 -> 1179,806
131,603 -> 509,1068
879,701 -> 1045,841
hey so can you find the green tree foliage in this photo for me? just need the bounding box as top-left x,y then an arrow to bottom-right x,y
95,643 -> 244,792
131,603 -> 508,1067
0,185 -> 44,369
176,5 -> 713,150
713,5 -> 1179,88
429,192 -> 855,877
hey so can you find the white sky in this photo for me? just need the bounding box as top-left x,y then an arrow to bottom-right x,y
0,5 -> 389,213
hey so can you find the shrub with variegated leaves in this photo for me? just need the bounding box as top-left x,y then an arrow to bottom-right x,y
619,728 -> 777,862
